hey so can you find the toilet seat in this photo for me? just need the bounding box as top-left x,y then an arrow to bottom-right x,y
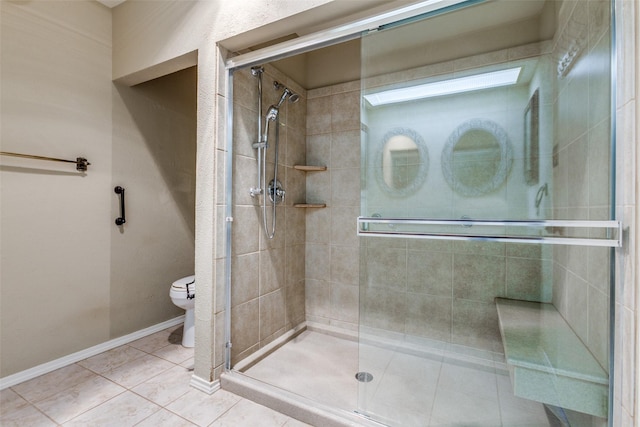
171,275 -> 195,292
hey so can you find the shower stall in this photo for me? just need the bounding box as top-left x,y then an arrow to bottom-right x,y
222,0 -> 619,426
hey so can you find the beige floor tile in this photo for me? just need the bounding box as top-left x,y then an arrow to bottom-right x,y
132,365 -> 193,406
63,391 -> 160,426
135,408 -> 197,426
1,388 -> 30,414
181,357 -> 195,370
437,360 -> 499,399
209,398 -> 290,427
129,327 -> 182,354
153,343 -> 194,364
101,354 -> 174,388
429,387 -> 501,426
11,364 -> 95,403
0,402 -> 57,427
78,345 -> 147,374
34,375 -> 125,424
166,389 -> 241,427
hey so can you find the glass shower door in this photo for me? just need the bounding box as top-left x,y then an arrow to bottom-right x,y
357,1 -> 616,426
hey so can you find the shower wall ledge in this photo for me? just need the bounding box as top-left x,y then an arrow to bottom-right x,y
496,298 -> 608,419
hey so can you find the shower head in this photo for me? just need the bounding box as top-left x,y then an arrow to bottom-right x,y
288,93 -> 300,103
273,81 -> 300,106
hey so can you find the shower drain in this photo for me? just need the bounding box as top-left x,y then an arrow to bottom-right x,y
355,372 -> 374,383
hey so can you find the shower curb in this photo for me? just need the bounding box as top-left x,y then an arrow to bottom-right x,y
221,371 -> 385,427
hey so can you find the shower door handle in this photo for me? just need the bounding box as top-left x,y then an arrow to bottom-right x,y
114,186 -> 126,226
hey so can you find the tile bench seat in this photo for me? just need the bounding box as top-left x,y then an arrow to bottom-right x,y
495,298 -> 608,418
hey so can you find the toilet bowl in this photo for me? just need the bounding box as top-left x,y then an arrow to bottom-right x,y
169,275 -> 195,347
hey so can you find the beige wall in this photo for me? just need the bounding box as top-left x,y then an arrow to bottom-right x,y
0,1 -> 196,377
1,1 -> 113,377
111,67 -> 197,337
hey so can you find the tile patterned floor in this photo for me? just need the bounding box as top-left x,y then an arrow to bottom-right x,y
0,326 -> 309,427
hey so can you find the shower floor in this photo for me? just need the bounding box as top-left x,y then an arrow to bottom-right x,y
243,330 -> 550,426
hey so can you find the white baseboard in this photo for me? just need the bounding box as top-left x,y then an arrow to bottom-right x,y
0,315 -> 185,390
190,374 -> 220,394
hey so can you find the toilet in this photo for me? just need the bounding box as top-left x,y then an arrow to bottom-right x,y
169,275 -> 195,347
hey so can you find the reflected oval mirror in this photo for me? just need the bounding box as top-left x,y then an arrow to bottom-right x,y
442,119 -> 512,196
375,127 -> 429,197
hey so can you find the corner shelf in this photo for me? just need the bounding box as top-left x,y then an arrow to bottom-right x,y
294,165 -> 327,172
294,165 -> 327,208
294,203 -> 326,208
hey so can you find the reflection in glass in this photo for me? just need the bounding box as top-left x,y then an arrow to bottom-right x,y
375,127 -> 428,197
442,119 -> 513,197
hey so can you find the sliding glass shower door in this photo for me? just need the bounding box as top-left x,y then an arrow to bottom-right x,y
358,1 -> 616,425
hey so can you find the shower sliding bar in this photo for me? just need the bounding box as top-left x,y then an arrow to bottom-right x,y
1,151 -> 90,171
357,217 -> 622,247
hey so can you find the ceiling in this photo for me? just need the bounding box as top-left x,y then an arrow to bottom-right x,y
269,0 -> 552,90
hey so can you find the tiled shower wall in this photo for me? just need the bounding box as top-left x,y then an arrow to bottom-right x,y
229,65 -> 307,365
304,81 -> 362,332
550,0 -> 612,371
304,46 -> 554,354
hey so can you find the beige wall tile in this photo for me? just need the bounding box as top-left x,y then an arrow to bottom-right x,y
260,290 -> 286,341
330,246 -> 359,286
330,284 -> 359,324
305,279 -> 331,318
407,251 -> 453,297
453,254 -> 506,303
406,294 -> 452,342
306,96 -> 331,136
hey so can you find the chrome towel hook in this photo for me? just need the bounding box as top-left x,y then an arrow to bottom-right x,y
114,186 -> 126,226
